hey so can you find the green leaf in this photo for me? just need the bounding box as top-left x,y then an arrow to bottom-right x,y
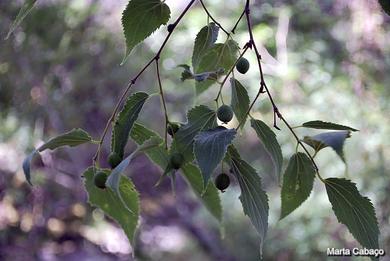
325,178 -> 379,252
231,78 -> 250,129
195,40 -> 239,94
303,131 -> 351,162
194,126 -> 236,187
250,119 -> 283,181
181,163 -> 222,222
111,92 -> 149,158
84,167 -> 139,243
130,123 -> 169,168
5,0 -> 37,40
121,0 -> 170,64
23,128 -> 92,185
171,105 -> 217,162
38,128 -> 92,151
130,123 -> 222,222
302,120 -> 358,132
22,150 -> 38,185
192,23 -> 219,72
280,153 -> 316,219
106,137 -> 161,213
227,146 -> 269,255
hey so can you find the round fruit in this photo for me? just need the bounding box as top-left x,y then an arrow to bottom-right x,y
169,153 -> 185,169
167,122 -> 180,136
94,171 -> 108,189
215,173 -> 230,192
167,23 -> 175,33
236,57 -> 250,74
217,105 -> 234,124
108,152 -> 122,168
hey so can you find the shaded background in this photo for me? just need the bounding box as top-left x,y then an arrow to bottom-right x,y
0,0 -> 389,260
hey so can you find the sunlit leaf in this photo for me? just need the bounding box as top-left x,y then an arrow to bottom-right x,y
303,131 -> 351,162
251,119 -> 283,181
121,0 -> 170,64
325,178 -> 379,253
194,126 -> 236,187
280,153 -> 315,219
227,146 -> 269,256
84,167 -> 139,244
195,39 -> 239,94
111,92 -> 149,158
302,120 -> 358,132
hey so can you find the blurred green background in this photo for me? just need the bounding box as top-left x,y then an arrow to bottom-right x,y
0,0 -> 389,260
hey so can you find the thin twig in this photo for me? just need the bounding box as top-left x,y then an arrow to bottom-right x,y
199,0 -> 230,35
231,9 -> 245,34
92,0 -> 196,166
237,0 -> 322,179
155,60 -> 169,149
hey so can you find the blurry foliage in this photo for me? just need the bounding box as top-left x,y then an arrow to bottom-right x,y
0,0 -> 389,260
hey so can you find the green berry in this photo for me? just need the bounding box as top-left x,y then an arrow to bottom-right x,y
167,122 -> 180,136
94,171 -> 108,189
169,153 -> 185,169
108,152 -> 122,168
215,173 -> 230,192
236,57 -> 250,74
217,105 -> 234,124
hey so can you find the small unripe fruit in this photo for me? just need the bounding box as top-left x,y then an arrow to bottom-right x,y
236,57 -> 250,74
167,122 -> 180,136
217,105 -> 234,124
167,23 -> 175,33
170,153 -> 185,169
94,171 -> 108,189
108,152 -> 122,168
215,173 -> 230,192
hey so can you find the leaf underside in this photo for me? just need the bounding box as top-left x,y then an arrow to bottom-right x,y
325,178 -> 379,255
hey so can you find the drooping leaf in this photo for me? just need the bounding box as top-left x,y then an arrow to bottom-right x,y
84,167 -> 139,244
192,23 -> 219,71
38,128 -> 92,151
325,178 -> 379,252
280,153 -> 316,219
121,0 -> 170,64
106,137 -> 161,212
194,126 -> 237,187
181,163 -> 222,222
111,92 -> 149,158
171,105 -> 217,162
303,131 -> 351,162
231,78 -> 250,129
22,150 -> 38,185
22,128 -> 93,185
130,123 -> 222,222
302,121 -> 358,132
195,40 -> 240,94
227,146 -> 269,255
5,0 -> 37,40
250,119 -> 283,181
